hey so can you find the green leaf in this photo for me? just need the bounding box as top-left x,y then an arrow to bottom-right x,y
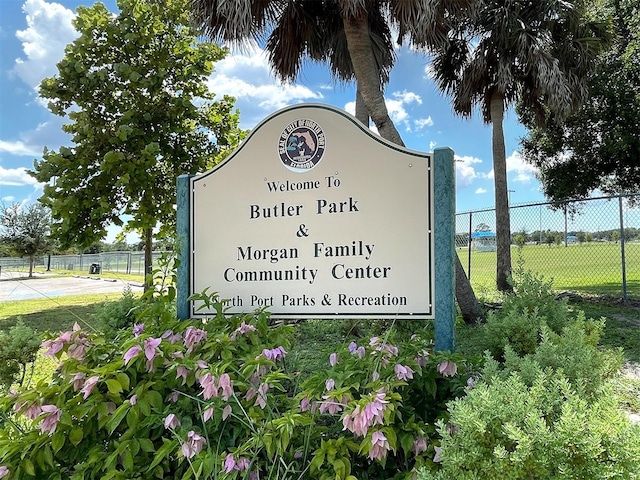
22,458 -> 35,476
107,403 -> 130,435
148,439 -> 176,471
69,426 -> 84,446
51,432 -> 65,453
106,378 -> 123,395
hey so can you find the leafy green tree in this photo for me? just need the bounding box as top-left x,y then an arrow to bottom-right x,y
520,0 -> 639,201
32,0 -> 245,290
0,203 -> 52,277
429,0 -> 611,291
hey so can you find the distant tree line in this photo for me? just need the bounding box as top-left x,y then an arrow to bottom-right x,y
456,228 -> 639,247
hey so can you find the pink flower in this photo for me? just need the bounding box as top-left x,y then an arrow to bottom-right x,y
130,395 -> 137,405
437,361 -> 458,377
319,396 -> 342,415
81,376 -> 100,399
222,404 -> 232,420
203,407 -> 214,422
413,436 -> 428,455
181,431 -> 206,459
433,445 -> 442,463
368,431 -> 391,460
261,346 -> 286,361
70,372 -> 85,391
199,373 -> 219,400
394,364 -> 414,381
255,383 -> 269,409
168,391 -> 180,403
223,454 -> 237,473
222,454 -> 249,473
231,321 -> 256,340
0,466 -> 9,478
245,388 -> 257,402
14,401 -> 42,420
132,323 -> 144,337
467,376 -> 476,389
162,329 -> 182,344
144,337 -> 162,361
39,405 -> 62,435
218,373 -> 233,401
343,405 -> 369,436
184,327 -> 207,352
356,346 -> 365,358
325,378 -> 335,391
176,365 -> 189,385
348,341 -> 358,353
123,345 -> 142,365
67,340 -> 88,360
329,352 -> 338,366
300,397 -> 310,411
164,414 -> 180,429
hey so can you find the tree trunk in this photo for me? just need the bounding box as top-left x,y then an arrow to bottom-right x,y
490,92 -> 513,292
340,2 -> 483,323
355,87 -> 369,126
144,227 -> 153,293
455,254 -> 483,323
340,6 -> 404,146
28,255 -> 34,278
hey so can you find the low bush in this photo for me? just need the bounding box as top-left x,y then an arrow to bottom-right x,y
95,287 -> 141,338
417,372 -> 640,480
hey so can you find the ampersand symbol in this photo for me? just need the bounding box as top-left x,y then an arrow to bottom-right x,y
297,224 -> 309,237
321,294 -> 332,306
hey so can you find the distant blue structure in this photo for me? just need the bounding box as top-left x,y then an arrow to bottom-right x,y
471,231 -> 496,251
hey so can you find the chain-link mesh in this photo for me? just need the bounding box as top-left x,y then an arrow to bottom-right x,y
456,194 -> 640,300
0,251 -> 166,276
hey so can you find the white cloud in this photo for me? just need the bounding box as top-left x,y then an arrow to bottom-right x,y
506,150 -> 538,183
455,155 -> 484,188
475,188 -> 487,194
0,140 -> 42,157
392,90 -> 422,105
429,141 -> 437,151
0,166 -> 39,186
209,48 -> 323,126
1,196 -> 16,203
414,117 -> 434,130
487,150 -> 539,184
12,0 -> 77,89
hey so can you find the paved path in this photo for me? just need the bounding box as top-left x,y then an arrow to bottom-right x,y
0,271 -> 143,302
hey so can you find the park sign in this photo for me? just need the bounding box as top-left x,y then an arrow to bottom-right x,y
185,104 -> 434,319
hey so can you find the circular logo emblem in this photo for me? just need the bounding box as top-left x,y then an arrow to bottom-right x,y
278,119 -> 326,172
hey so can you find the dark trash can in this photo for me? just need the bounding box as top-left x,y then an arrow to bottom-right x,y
89,263 -> 102,274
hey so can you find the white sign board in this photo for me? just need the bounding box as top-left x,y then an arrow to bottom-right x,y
190,104 -> 433,318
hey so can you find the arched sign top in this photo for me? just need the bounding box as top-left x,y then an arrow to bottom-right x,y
189,103 -> 434,319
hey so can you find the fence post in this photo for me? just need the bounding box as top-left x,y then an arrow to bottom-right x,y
468,212 -> 473,280
619,195 -> 628,303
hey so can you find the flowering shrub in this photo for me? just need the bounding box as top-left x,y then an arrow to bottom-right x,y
0,289 -> 477,480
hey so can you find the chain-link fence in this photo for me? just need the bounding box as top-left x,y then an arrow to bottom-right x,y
456,194 -> 640,300
0,251 -> 167,276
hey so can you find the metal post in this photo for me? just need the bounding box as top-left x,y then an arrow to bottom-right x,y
177,174 -> 194,320
468,212 -> 473,281
434,147 -> 455,352
564,205 -> 568,247
619,195 -> 628,303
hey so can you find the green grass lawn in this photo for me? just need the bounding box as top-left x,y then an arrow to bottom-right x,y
458,242 -> 640,299
0,294 -> 122,333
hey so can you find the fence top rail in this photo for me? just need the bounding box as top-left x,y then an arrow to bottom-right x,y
456,193 -> 640,216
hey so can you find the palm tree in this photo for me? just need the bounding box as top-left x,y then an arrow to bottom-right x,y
430,0 -> 611,291
190,0 -> 484,322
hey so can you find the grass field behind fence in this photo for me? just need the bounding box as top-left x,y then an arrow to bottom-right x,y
458,242 -> 640,299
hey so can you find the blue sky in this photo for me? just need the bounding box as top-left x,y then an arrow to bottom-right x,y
0,0 -> 546,241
